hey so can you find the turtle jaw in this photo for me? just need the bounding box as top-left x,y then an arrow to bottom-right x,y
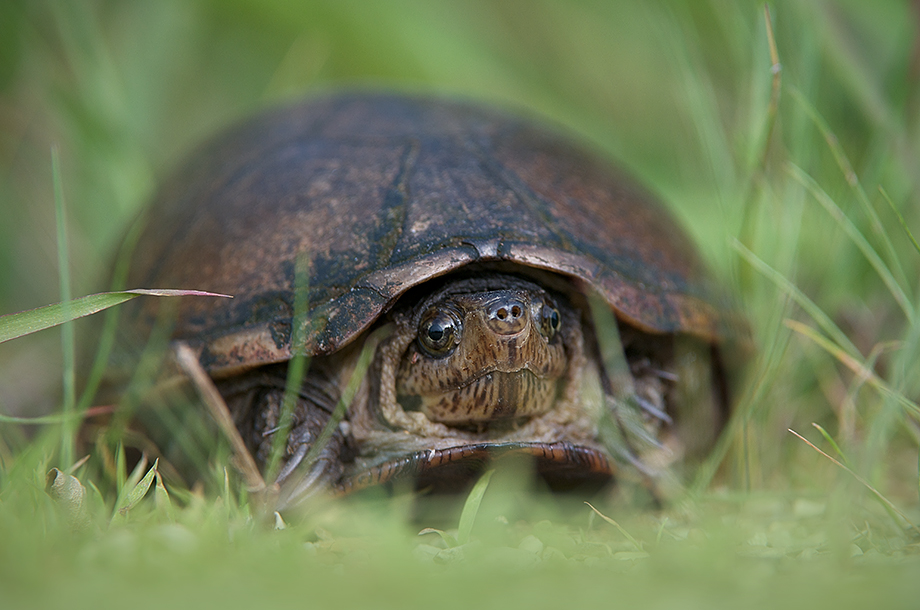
407,369 -> 560,424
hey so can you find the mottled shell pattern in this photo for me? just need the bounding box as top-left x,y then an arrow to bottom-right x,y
125,93 -> 722,375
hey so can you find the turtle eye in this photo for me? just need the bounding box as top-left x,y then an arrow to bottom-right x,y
539,300 -> 561,340
418,306 -> 462,357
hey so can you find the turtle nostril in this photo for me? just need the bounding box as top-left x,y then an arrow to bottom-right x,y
486,297 -> 528,334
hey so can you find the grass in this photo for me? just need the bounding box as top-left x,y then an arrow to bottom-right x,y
1,0 -> 920,607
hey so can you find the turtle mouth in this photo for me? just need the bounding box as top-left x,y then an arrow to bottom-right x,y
400,369 -> 559,424
456,365 -> 547,387
340,441 -> 614,495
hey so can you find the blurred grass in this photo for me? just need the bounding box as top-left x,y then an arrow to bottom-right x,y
1,0 -> 919,606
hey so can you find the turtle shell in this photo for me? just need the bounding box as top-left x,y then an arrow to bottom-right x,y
126,93 -> 723,375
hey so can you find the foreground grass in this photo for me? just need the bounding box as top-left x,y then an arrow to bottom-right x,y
1,441 -> 918,609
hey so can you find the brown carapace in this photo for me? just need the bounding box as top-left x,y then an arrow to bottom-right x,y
119,93 -> 736,508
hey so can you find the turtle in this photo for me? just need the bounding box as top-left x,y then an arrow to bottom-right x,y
121,92 -> 735,508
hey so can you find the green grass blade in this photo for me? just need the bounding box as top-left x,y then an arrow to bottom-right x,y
0,289 -> 231,344
457,469 -> 494,545
1,293 -> 133,343
790,87 -> 909,292
811,423 -> 850,467
733,239 -> 861,359
588,292 -> 632,393
300,324 -> 391,470
105,299 -> 184,458
113,454 -> 150,516
418,527 -> 460,548
115,442 -> 127,496
788,163 -> 914,324
758,5 -> 782,173
115,459 -> 158,516
73,212 -> 149,421
691,286 -> 793,494
267,251 -> 311,481
52,146 -> 76,467
878,186 -> 920,258
0,413 -> 82,425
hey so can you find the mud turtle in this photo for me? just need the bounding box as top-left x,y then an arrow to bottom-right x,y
124,93 -> 733,507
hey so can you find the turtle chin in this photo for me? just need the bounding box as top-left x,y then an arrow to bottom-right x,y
399,369 -> 560,426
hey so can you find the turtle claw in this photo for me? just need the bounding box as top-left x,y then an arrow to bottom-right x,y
275,457 -> 334,510
634,394 -> 673,425
274,442 -> 309,484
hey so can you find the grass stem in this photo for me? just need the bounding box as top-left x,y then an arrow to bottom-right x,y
52,146 -> 76,468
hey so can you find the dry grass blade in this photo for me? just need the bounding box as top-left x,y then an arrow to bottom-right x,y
0,413 -> 81,424
174,343 -> 266,493
585,502 -> 642,550
66,454 -> 91,474
788,428 -> 920,536
784,319 -> 920,419
154,469 -> 174,521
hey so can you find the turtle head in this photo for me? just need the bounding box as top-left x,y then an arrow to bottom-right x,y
395,277 -> 569,424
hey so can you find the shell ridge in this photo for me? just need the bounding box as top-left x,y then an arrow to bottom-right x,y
377,138 -> 420,272
464,132 -> 574,256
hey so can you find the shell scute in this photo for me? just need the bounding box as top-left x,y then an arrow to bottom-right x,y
126,94 -> 723,374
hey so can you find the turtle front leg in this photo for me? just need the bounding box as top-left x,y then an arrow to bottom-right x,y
271,412 -> 350,509
222,369 -> 351,506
